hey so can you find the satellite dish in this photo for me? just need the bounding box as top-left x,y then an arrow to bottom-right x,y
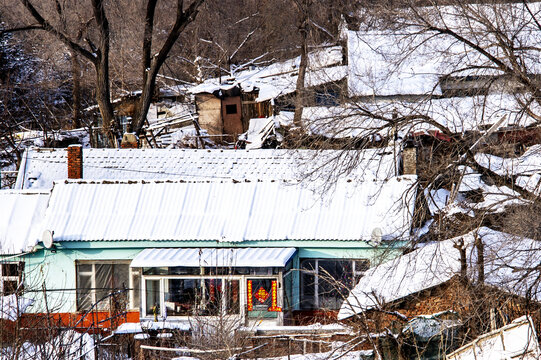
42,230 -> 54,249
371,227 -> 383,247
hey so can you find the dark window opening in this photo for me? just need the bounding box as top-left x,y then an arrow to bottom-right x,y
225,104 -> 238,114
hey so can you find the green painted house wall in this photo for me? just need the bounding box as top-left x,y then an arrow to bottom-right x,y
19,240 -> 403,314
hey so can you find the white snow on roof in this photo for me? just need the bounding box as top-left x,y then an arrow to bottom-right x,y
298,94 -> 539,140
424,168 -> 527,217
15,148 -> 397,190
41,176 -> 416,242
130,247 -> 296,268
447,315 -> 540,360
476,145 -> 541,195
348,30 -> 443,96
190,46 -> 346,101
339,227 -> 541,319
348,3 -> 541,97
0,190 -> 50,255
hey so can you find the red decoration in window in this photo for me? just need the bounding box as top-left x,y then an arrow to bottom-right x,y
247,280 -> 253,311
254,287 -> 270,303
268,280 -> 282,312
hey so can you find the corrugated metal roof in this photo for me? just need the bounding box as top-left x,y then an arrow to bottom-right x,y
0,190 -> 50,255
41,177 -> 416,242
15,148 -> 396,190
130,247 -> 296,268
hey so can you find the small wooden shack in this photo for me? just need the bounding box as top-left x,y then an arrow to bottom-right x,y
194,85 -> 272,141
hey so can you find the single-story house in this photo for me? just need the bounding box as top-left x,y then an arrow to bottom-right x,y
1,146 -> 417,330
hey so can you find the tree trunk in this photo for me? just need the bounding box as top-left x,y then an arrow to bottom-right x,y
293,3 -> 309,129
94,62 -> 116,147
131,0 -> 206,137
71,52 -> 81,129
475,233 -> 485,284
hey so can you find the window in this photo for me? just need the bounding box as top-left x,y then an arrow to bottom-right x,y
76,261 -> 139,311
300,259 -> 369,310
225,104 -> 238,114
0,262 -> 23,295
147,276 -> 241,318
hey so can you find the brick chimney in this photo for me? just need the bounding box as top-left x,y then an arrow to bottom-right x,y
402,146 -> 417,175
67,144 -> 83,179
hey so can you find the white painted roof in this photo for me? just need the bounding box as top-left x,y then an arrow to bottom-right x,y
0,190 -> 50,255
130,247 -> 296,268
41,176 -> 416,242
15,148 -> 397,190
339,227 -> 541,319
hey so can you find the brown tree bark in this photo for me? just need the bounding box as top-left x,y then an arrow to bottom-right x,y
132,0 -> 206,137
292,0 -> 311,129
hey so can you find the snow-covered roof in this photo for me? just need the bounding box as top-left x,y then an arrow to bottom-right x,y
190,46 -> 346,102
0,190 -> 50,255
15,148 -> 397,190
476,145 -> 541,195
347,3 -> 541,97
425,167 -> 528,218
130,247 -> 296,268
339,227 -> 541,319
40,176 -> 416,242
347,30 -> 443,96
447,315 -> 540,360
298,94 -> 539,139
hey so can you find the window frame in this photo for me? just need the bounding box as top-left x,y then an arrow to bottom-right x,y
300,258 -> 369,310
140,269 -> 283,321
75,260 -> 138,312
0,262 -> 24,295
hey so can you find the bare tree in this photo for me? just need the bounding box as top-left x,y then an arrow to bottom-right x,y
7,0 -> 205,146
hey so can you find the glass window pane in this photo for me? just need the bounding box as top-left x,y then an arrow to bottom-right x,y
2,264 -> 19,277
77,274 -> 93,311
165,279 -> 201,316
203,279 -> 222,316
300,260 -> 316,309
111,264 -> 129,312
95,264 -> 112,310
3,280 -> 18,295
130,269 -> 140,310
78,264 -> 92,274
145,279 -> 160,317
318,260 -> 353,310
226,280 -> 240,315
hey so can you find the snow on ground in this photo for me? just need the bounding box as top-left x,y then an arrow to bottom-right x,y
0,330 -> 95,360
259,349 -> 373,360
0,294 -> 34,321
